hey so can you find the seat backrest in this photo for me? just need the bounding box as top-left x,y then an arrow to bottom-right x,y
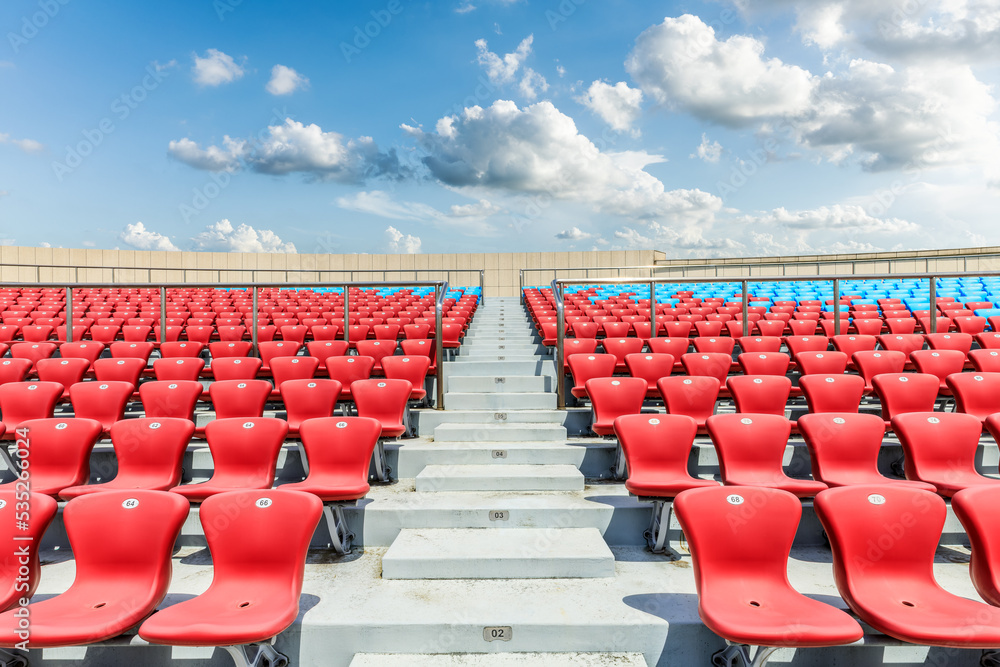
799,374 -> 865,413
691,337 -> 736,355
727,375 -> 791,416
355,340 -> 397,368
584,377 -> 647,433
910,349 -> 966,384
93,357 -> 147,387
297,416 -> 382,493
208,380 -> 272,420
680,353 -> 732,386
969,349 -> 1000,373
952,486 -> 1000,606
623,353 -> 674,388
0,491 -> 58,611
57,341 -> 105,368
798,413 -> 890,486
0,358 -> 32,386
36,357 -> 90,391
566,354 -> 617,390
0,381 -> 63,430
63,489 -> 188,593
646,337 -> 690,358
830,335 -> 878,357
814,485 -> 945,612
852,350 -> 907,388
69,380 -> 134,429
280,379 -> 342,431
110,341 -> 154,362
657,376 -> 719,424
352,379 -> 412,433
946,372 -> 1000,421
159,341 -> 204,358
201,417 -> 289,489
613,414 -> 703,491
139,380 -> 203,420
877,333 -> 924,359
871,373 -> 939,420
600,338 -> 645,364
9,417 -> 103,493
736,336 -> 782,353
784,336 -> 830,356
306,340 -> 350,367
257,341 -> 301,369
675,485 -> 802,590
153,357 -> 205,382
9,342 -> 57,370
210,356 -> 263,382
705,413 -> 793,485
736,352 -> 790,376
924,332 -> 972,355
793,350 -> 849,376
107,417 -> 195,490
325,356 -> 376,394
208,341 -> 252,358
892,412 -> 985,493
269,355 -> 319,388
381,355 -> 431,389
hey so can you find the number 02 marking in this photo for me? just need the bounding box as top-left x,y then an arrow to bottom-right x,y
483,626 -> 512,642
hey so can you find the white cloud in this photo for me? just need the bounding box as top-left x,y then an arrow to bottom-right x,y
190,219 -> 296,253
266,65 -> 309,96
39,241 -> 51,248
456,2 -> 477,13
153,59 -> 177,73
555,226 -> 591,240
737,204 -> 918,234
119,222 -> 181,251
402,100 -> 723,225
169,119 -> 401,182
0,190 -> 7,197
475,35 -> 548,100
449,199 -> 501,217
192,48 -> 245,87
613,221 -> 743,254
385,226 -> 422,254
336,190 -> 442,221
0,133 -> 43,153
576,80 -> 644,134
692,134 -> 723,163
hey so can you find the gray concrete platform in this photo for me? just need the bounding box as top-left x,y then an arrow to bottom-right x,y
415,464 -> 584,492
349,653 -> 648,666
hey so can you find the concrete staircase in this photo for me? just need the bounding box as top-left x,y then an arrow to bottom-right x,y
382,297 -> 615,580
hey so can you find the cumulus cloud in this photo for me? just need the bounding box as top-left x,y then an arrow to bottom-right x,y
190,219 -> 296,253
737,204 -> 918,234
119,222 -> 181,251
475,35 -> 548,100
169,119 -> 402,182
266,65 -> 309,95
613,221 -> 743,255
0,133 -> 43,153
627,14 -> 1000,172
192,49 -> 245,86
337,191 -> 500,237
692,134 -> 723,163
449,199 -> 501,217
402,100 -> 723,224
555,226 -> 591,240
385,226 -> 422,254
576,80 -> 644,134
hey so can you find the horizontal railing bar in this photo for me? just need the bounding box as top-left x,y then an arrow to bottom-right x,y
550,271 -> 1000,286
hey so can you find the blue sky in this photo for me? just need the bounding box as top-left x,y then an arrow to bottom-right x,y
0,0 -> 998,257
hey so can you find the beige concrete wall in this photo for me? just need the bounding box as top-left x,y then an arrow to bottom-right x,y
4,244 -> 1000,297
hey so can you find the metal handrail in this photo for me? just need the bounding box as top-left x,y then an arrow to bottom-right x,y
8,279 -> 453,409
24,264 -> 485,303
546,271 -> 1000,408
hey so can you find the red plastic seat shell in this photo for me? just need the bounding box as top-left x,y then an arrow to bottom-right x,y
614,414 -> 718,498
280,417 -> 381,500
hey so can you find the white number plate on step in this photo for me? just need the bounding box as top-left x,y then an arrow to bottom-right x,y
484,626 -> 512,642
489,510 -> 509,521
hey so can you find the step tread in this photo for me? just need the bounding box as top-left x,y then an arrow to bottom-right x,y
349,653 -> 648,666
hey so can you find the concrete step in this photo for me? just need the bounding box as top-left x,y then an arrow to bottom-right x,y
452,355 -> 544,363
381,527 -> 615,579
460,343 -> 540,352
445,393 -> 557,410
429,423 -> 569,442
395,441 -> 595,476
443,360 -> 555,377
415,464 -> 584,492
350,653 -> 648,666
416,410 -> 587,436
447,375 -> 551,393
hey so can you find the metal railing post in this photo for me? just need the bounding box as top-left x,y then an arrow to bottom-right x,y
929,277 -> 937,334
251,288 -> 259,357
519,270 -> 524,304
480,269 -> 485,304
65,287 -> 73,343
649,280 -> 657,339
741,280 -> 749,337
343,286 -> 350,348
435,282 -> 446,410
833,279 -> 841,335
553,279 -> 566,409
159,286 -> 167,346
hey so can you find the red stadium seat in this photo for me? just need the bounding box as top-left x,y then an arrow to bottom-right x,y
110,341 -> 154,363
0,490 -> 188,648
57,341 -> 105,370
93,357 -> 146,388
121,324 -> 152,342
851,318 -> 884,336
910,349 -> 966,393
216,326 -> 247,342
210,356 -> 262,382
815,485 -> 1000,648
0,381 -> 63,435
784,336 -> 829,357
381,355 -> 431,402
947,371 -> 1000,422
727,375 -> 791,417
953,315 -> 987,334
799,374 -> 865,413
799,413 -> 933,490
600,337 -> 644,371
754,319 -> 786,336
325,356 -> 375,400
830,334 -> 877,357
952,485 -> 1000,606
36,357 -> 90,399
138,489 -> 321,662
153,357 -> 205,382
159,341 -> 204,358
657,376 -> 719,431
876,333 -> 924,361
675,485 -> 863,665
352,379 -> 411,439
975,332 -> 1000,350
269,355 -> 319,390
691,337 -> 735,355
69,380 -> 134,432
139,380 -> 203,421
737,336 -> 782,353
60,418 -> 194,498
793,350 -> 849,376
924,332 -> 972,357
970,348 -> 1000,372
853,350 -> 907,391
355,339 -> 397,373
207,380 -> 271,421
646,337 -> 690,360
680,353 -> 732,389
184,325 -> 215,345
706,414 -> 826,497
0,490 -> 58,612
171,418 -> 288,500
584,377 -> 647,436
279,324 -> 309,345
306,340 -> 350,368
10,342 -> 57,371
280,379 -> 342,434
0,359 -> 30,387
208,341 -> 252,359
871,373 -> 939,422
566,353 -> 617,400
894,412 -> 1000,496
737,352 -> 790,376
257,341 -> 300,371
0,418 -> 102,495
624,353 -> 674,396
